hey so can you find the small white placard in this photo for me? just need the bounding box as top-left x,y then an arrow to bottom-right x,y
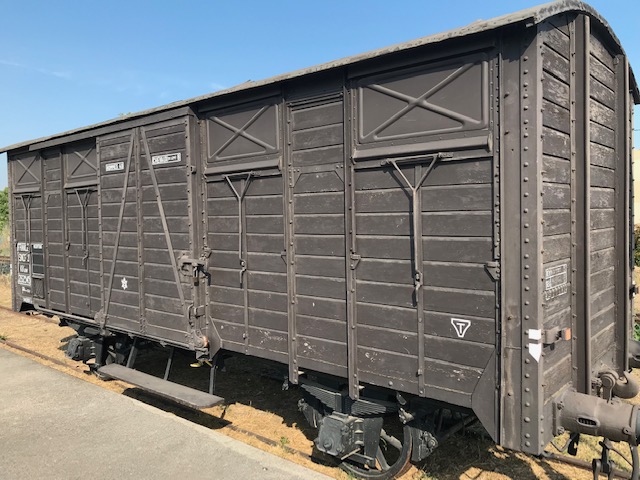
152,153 -> 181,166
17,274 -> 31,286
105,161 -> 125,172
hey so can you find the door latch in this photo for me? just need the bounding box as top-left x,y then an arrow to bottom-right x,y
178,254 -> 205,279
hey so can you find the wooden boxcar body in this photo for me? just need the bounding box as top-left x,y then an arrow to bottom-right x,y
4,1 -> 640,477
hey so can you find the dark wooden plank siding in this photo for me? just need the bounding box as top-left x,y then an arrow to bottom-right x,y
66,189 -> 101,317
354,156 -> 495,400
588,30 -> 617,368
138,122 -> 192,345
44,152 -> 66,310
291,98 -> 347,373
540,18 -> 573,400
99,131 -> 141,332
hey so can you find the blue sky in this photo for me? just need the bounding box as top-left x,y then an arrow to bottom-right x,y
1,0 -> 638,189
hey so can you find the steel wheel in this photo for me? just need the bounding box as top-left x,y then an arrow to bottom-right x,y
340,422 -> 413,480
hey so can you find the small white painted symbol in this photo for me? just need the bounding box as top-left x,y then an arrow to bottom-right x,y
528,329 -> 542,362
529,343 -> 542,362
451,318 -> 471,338
121,277 -> 128,290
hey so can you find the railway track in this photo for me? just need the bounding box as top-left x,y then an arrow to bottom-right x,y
0,307 -> 633,479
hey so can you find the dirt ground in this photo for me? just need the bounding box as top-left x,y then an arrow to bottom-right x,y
0,275 -> 638,480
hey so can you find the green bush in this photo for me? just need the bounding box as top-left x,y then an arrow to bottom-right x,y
0,187 -> 8,229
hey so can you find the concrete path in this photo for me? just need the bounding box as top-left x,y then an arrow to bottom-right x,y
0,348 -> 331,479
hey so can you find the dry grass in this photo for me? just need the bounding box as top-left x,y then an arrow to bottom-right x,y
2,281 -> 640,479
0,274 -> 12,309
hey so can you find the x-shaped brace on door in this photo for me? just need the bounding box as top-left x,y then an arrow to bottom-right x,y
224,173 -> 253,286
15,157 -> 39,186
210,105 -> 276,158
363,62 -> 482,141
68,147 -> 97,179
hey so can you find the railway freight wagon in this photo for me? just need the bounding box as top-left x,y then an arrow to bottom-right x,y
3,1 -> 640,478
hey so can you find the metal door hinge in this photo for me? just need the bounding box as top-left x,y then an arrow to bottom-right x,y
188,304 -> 206,319
178,253 -> 205,279
543,327 -> 571,346
350,253 -> 361,270
484,261 -> 500,281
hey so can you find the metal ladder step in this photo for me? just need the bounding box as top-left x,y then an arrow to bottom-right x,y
97,363 -> 224,409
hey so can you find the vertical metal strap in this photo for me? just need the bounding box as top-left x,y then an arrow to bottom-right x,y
140,129 -> 187,318
385,156 -> 438,396
164,346 -> 175,380
74,189 -> 91,267
569,18 -> 579,388
126,337 -> 138,369
224,173 -> 252,352
103,131 -> 135,318
75,188 -> 92,310
582,16 -> 592,393
223,174 -> 252,285
284,105 -> 298,385
20,195 -> 32,247
622,56 -> 632,371
135,134 -> 146,333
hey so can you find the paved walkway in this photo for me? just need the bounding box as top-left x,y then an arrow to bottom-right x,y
0,348 -> 330,479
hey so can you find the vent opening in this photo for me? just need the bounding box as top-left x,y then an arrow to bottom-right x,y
577,417 -> 598,427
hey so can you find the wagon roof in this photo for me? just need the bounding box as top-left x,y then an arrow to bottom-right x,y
2,0 -> 637,154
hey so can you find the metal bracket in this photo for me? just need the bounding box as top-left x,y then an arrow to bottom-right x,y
543,327 -> 571,346
178,254 -> 206,279
188,304 -> 206,319
349,253 -> 361,270
484,261 -> 500,281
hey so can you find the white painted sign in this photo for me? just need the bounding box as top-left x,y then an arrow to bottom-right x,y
451,318 -> 471,338
105,161 -> 125,172
17,242 -> 28,252
544,263 -> 568,300
151,153 -> 181,166
17,274 -> 31,286
121,277 -> 128,290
